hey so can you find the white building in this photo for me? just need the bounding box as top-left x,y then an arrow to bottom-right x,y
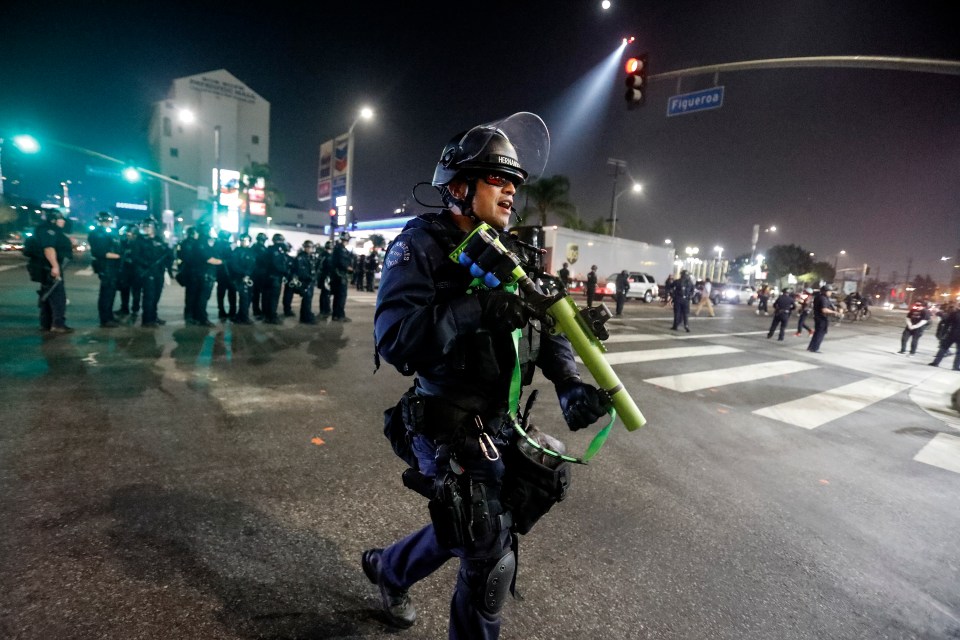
147,69 -> 270,233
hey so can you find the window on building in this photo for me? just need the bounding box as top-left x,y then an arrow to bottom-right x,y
169,148 -> 179,158
252,135 -> 260,145
163,117 -> 172,137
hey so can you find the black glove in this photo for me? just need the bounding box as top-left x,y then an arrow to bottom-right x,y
477,290 -> 530,332
556,379 -> 607,431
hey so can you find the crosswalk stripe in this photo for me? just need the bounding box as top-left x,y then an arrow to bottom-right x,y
593,345 -> 740,365
602,334 -> 663,344
644,360 -> 819,392
914,433 -> 960,473
603,330 -> 766,344
753,377 -> 911,429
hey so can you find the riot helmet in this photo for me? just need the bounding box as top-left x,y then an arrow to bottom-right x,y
272,233 -> 286,245
217,229 -> 232,241
339,231 -> 351,241
302,240 -> 315,249
238,233 -> 251,241
96,211 -> 115,224
324,241 -> 333,251
255,232 -> 268,243
43,208 -> 65,222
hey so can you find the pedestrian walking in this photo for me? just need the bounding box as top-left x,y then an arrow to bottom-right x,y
694,277 -> 715,317
794,288 -> 814,336
899,300 -> 931,356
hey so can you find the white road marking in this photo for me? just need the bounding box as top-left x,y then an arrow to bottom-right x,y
753,377 -> 911,429
0,264 -> 23,273
645,360 -> 819,393
914,433 -> 960,474
603,330 -> 766,344
588,345 -> 740,365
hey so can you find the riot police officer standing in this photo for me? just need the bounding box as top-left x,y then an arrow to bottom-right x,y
189,222 -> 222,327
330,232 -> 354,321
31,209 -> 74,333
214,230 -> 236,321
133,217 -> 173,328
362,112 -> 607,638
671,270 -> 694,332
88,211 -> 122,327
251,232 -> 269,319
175,226 -> 199,324
262,233 -> 290,324
317,240 -> 333,318
365,248 -> 380,291
117,224 -> 141,320
229,233 -> 257,325
293,239 -> 320,323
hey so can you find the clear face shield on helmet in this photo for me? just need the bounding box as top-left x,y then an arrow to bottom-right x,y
433,112 -> 551,188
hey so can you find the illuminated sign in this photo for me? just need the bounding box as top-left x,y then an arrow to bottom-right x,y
212,169 -> 241,207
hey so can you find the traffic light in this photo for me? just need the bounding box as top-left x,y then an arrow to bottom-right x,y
624,53 -> 648,109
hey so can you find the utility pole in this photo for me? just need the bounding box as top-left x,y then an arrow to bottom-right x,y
606,158 -> 627,236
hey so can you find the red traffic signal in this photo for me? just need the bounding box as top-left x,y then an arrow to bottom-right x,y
329,208 -> 337,218
624,53 -> 649,109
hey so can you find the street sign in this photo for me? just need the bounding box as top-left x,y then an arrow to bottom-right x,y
666,86 -> 725,117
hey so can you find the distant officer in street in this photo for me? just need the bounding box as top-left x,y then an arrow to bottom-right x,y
330,231 -> 354,321
228,233 -> 257,325
88,211 -> 122,327
251,232 -> 269,319
353,251 -> 366,291
293,239 -> 319,324
766,287 -> 796,341
365,248 -> 380,291
899,300 -> 931,356
31,208 -> 74,334
585,264 -> 598,307
262,233 -> 290,324
807,284 -> 837,353
174,226 -> 199,324
117,224 -> 142,321
133,218 -> 173,328
317,240 -> 333,318
928,302 -> 960,370
614,269 -> 630,317
671,270 -> 694,332
557,262 -> 570,291
189,222 -> 222,327
794,288 -> 814,337
214,229 -> 236,321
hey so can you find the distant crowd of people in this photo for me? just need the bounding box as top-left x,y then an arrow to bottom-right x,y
22,210 -> 379,333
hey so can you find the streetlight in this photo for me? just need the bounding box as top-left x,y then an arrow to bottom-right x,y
345,106 -> 374,230
714,245 -> 724,261
610,182 -> 643,237
834,249 -> 846,273
0,135 -> 40,197
748,223 -> 777,285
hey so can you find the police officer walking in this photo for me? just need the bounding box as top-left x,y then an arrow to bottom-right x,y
807,284 -> 837,353
363,112 -> 607,639
30,209 -> 74,333
330,232 -> 354,321
88,211 -> 122,327
766,287 -> 796,341
229,233 -> 257,325
899,300 -> 931,356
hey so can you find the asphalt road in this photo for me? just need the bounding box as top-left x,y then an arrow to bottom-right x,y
1,253 -> 959,640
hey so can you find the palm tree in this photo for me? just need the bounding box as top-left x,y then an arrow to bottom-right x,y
517,175 -> 577,226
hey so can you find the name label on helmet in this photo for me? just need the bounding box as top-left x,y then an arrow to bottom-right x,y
493,154 -> 521,169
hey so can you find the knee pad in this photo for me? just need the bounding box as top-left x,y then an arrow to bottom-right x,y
479,549 -> 515,615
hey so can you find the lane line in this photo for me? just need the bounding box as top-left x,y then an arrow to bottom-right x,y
604,330 -> 766,344
753,377 -> 911,429
645,360 -> 819,393
587,345 -> 741,365
914,433 -> 960,474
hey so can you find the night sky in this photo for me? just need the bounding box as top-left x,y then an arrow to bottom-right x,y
2,0 -> 958,283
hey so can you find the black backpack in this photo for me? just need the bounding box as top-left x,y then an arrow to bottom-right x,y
22,234 -> 47,282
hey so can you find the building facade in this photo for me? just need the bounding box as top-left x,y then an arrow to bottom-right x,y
148,69 -> 270,234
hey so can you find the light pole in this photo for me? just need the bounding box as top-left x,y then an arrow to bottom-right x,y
833,249 -> 846,274
610,182 -> 643,237
0,135 -> 40,197
345,106 -> 374,230
748,224 -> 776,285
606,158 -> 627,236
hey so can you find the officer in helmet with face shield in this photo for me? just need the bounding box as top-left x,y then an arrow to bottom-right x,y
362,113 -> 607,639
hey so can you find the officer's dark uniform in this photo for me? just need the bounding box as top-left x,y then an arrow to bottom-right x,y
116,226 -> 141,318
281,250 -> 298,317
251,233 -> 269,318
262,235 -> 290,324
88,213 -> 122,326
557,264 -> 570,292
317,242 -> 333,317
33,214 -> 74,332
214,231 -> 236,320
808,287 -> 835,353
174,227 -> 198,323
671,272 -> 693,331
133,219 -> 173,327
929,307 -> 960,370
292,244 -> 319,323
353,252 -> 366,290
767,290 -> 795,341
585,267 -> 598,307
365,250 -> 379,291
190,224 -> 219,326
229,235 -> 257,324
899,302 -> 931,355
614,269 -> 629,316
364,113 -> 606,640
330,235 -> 353,321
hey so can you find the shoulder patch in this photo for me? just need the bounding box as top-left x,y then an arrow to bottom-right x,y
47,229 -> 56,235
385,240 -> 410,270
